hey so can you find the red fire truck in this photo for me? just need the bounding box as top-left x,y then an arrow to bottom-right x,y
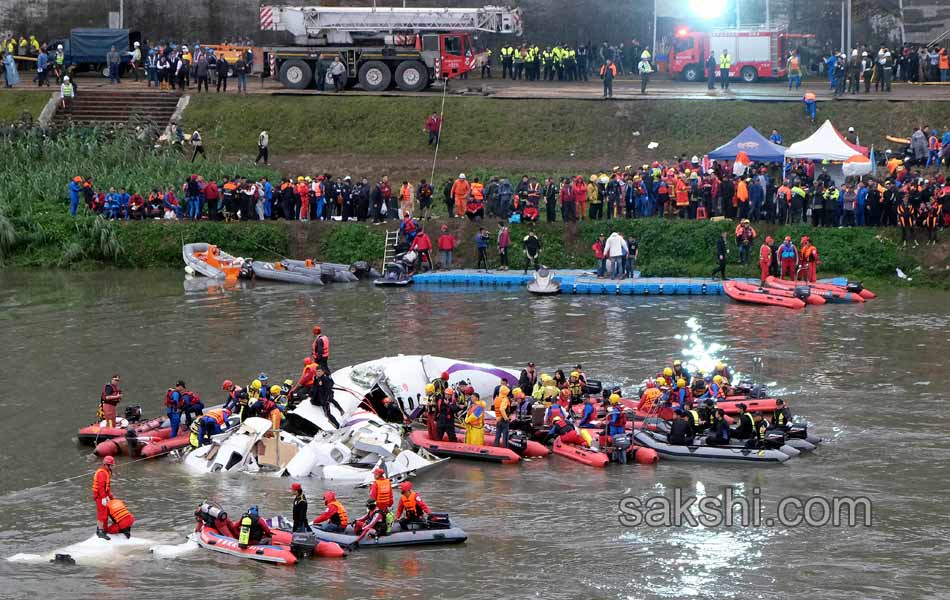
668,26 -> 807,83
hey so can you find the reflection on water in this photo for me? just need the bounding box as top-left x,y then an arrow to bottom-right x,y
0,270 -> 948,599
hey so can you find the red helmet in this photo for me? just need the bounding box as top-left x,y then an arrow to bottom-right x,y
323,491 -> 336,503
290,482 -> 302,492
464,386 -> 475,395
221,379 -> 234,391
103,456 -> 115,466
440,371 -> 449,381
312,325 -> 322,335
645,379 -> 656,389
560,388 -> 570,398
303,357 -> 313,365
373,467 -> 385,477
400,481 -> 412,493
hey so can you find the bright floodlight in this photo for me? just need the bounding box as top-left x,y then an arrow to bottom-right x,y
689,0 -> 727,19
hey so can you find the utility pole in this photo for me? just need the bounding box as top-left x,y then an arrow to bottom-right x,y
119,0 -> 124,28
846,0 -> 852,51
652,0 -> 658,57
765,0 -> 770,29
840,1 -> 845,53
736,0 -> 741,28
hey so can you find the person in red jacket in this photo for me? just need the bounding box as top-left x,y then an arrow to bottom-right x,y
313,491 -> 349,533
592,233 -> 606,277
203,179 -> 220,220
395,481 -> 431,528
104,498 -> 135,538
560,177 -> 575,221
424,112 -> 442,146
92,456 -> 115,539
409,226 -> 433,271
437,224 -> 455,269
572,176 -> 588,221
368,467 -> 394,511
758,236 -> 774,285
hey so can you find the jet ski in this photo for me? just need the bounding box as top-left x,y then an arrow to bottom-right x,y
374,250 -> 417,287
527,267 -> 560,295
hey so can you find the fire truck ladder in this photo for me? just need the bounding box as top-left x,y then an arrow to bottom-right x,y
382,229 -> 400,271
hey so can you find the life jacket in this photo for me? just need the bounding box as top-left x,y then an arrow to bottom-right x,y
164,389 -> 180,411
401,492 -> 421,515
313,335 -> 330,359
374,478 -> 392,507
639,388 -> 662,413
62,82 -> 74,97
688,409 -> 702,429
92,466 -> 111,498
567,381 -> 583,398
183,391 -> 201,406
189,419 -> 202,447
772,408 -> 790,427
788,56 -> 800,71
929,136 -> 940,151
328,500 -> 349,527
493,395 -> 510,420
780,243 -> 796,259
466,404 -> 485,428
804,92 -> 816,102
741,412 -> 755,431
107,498 -> 131,523
546,404 -> 566,422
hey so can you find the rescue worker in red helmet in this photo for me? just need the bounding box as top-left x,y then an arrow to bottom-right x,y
313,491 -> 349,533
395,481 -> 431,529
430,371 -> 450,397
98,374 -> 122,427
369,467 -> 393,511
290,482 -> 309,532
92,456 -> 116,539
311,325 -> 331,373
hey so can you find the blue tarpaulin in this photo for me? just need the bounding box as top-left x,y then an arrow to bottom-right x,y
708,126 -> 787,163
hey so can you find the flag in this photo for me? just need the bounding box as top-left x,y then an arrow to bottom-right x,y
869,145 -> 876,178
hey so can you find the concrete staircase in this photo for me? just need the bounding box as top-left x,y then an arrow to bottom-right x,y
51,89 -> 182,127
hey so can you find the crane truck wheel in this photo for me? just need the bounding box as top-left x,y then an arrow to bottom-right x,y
740,66 -> 758,83
358,61 -> 392,92
682,65 -> 701,82
394,61 -> 429,92
279,59 -> 313,90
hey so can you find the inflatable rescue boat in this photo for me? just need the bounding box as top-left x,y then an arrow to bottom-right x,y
723,280 -> 806,309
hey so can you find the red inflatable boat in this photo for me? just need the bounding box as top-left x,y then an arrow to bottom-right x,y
269,530 -> 346,558
95,428 -> 175,457
140,433 -> 192,459
409,430 -> 521,464
196,522 -> 299,565
77,417 -> 165,446
552,438 -> 609,468
473,424 -> 550,458
723,280 -> 805,309
765,277 -> 864,304
736,280 -> 827,305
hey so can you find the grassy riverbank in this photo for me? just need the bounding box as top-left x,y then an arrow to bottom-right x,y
0,91 -> 49,124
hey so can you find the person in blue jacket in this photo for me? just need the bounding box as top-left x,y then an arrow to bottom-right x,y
68,176 -> 82,216
165,381 -> 186,437
606,394 -> 626,436
824,53 -> 837,90
577,396 -> 598,428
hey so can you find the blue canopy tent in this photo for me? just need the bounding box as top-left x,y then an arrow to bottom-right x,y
708,126 -> 787,163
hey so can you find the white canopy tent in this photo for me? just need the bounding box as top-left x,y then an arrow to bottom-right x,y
785,120 -> 864,162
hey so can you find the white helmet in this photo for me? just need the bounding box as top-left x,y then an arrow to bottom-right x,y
57,44 -> 63,50
691,155 -> 699,163
63,75 -> 70,81
182,45 -> 189,51
134,41 -> 140,47
458,173 -> 466,179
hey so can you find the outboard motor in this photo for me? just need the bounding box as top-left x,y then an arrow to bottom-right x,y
425,513 -> 451,529
750,384 -> 765,399
507,430 -> 528,456
582,379 -> 604,396
290,531 -> 319,559
239,259 -> 255,280
124,405 -> 143,423
50,553 -> 76,565
846,281 -> 863,293
530,404 -> 546,428
764,429 -> 787,450
786,421 -> 808,440
611,433 -> 632,464
197,501 -> 227,527
793,286 -> 811,302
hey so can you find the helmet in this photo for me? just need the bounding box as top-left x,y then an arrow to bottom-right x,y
303,357 -> 313,365
673,360 -> 682,367
656,377 -> 667,386
540,374 -> 552,382
645,379 -> 656,389
716,362 -> 725,370
297,176 -> 304,182
677,378 -> 687,388
445,387 -> 455,396
459,173 -> 466,179
609,393 -> 620,404
312,325 -> 321,335
400,481 -> 413,492
499,386 -> 510,397
270,385 -> 281,396
258,372 -> 269,383
221,379 -> 234,390
713,375 -> 723,384
57,44 -> 63,50
464,386 -> 474,395
251,379 -> 262,390
570,371 -> 579,378
323,491 -> 336,503
425,383 -> 435,394
283,379 -> 294,388
103,456 -> 115,466
663,367 -> 673,377
290,482 -> 302,492
366,498 -> 377,507
441,371 -> 449,381
559,388 -> 571,398
373,467 -> 385,477
248,505 -> 259,517
63,75 -> 70,82
134,41 -> 140,48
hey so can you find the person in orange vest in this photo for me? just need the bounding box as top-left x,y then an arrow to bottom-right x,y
927,132 -> 941,168
395,481 -> 431,529
311,325 -> 330,373
93,456 -> 115,539
599,59 -> 616,98
674,175 -> 689,218
104,498 -> 135,538
313,491 -> 349,533
735,177 -> 750,220
450,173 -> 471,218
295,176 -> 311,221
368,467 -> 393,511
802,91 -> 817,122
758,235 -> 774,285
798,236 -> 819,282
98,374 -> 122,427
398,180 -> 414,217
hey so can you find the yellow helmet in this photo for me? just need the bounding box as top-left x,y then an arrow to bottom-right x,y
499,386 -> 510,397
512,387 -> 525,398
540,374 -> 552,382
250,379 -> 262,390
713,375 -> 723,384
425,383 -> 435,394
297,176 -> 304,182
283,379 -> 294,388
677,378 -> 687,388
270,385 -> 281,396
673,359 -> 682,367
663,367 -> 673,377
589,175 -> 597,183
716,362 -> 725,370
656,377 -> 667,386
609,393 -> 620,404
570,371 -> 580,379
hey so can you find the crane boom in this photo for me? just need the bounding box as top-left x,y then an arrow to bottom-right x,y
262,5 -> 523,45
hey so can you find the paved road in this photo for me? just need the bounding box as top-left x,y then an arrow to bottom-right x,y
5,73 -> 950,103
